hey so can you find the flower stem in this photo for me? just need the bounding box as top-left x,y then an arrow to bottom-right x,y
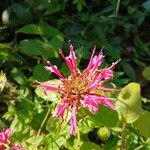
37,109 -> 51,136
77,127 -> 81,150
121,123 -> 127,150
115,0 -> 120,15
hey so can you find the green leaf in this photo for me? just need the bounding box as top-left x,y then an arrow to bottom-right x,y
104,45 -> 121,59
17,24 -> 41,35
19,39 -> 46,55
0,47 -> 20,65
88,105 -> 118,127
143,66 -> 150,81
143,0 -> 150,12
35,80 -> 60,102
81,142 -> 102,150
16,99 -> 36,124
26,135 -> 44,146
116,82 -> 142,123
122,61 -> 136,81
39,22 -> 63,39
33,64 -> 50,81
133,110 -> 150,138
10,68 -> 27,85
19,39 -> 59,57
44,134 -> 68,150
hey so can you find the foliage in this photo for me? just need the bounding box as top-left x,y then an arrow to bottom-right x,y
0,0 -> 150,149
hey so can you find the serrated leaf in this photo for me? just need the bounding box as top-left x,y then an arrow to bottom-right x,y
133,110 -> 150,138
116,82 -> 142,123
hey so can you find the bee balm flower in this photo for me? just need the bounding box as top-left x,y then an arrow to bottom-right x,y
42,44 -> 118,135
0,129 -> 13,149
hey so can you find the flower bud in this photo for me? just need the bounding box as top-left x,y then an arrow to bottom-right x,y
97,126 -> 111,141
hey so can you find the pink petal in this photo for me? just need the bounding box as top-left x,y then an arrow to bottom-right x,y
42,84 -> 64,96
0,128 -> 13,146
4,129 -> 13,139
90,53 -> 104,73
81,96 -> 99,114
69,44 -> 77,73
12,146 -> 25,150
53,103 -> 68,118
97,98 -> 116,110
100,60 -> 120,80
100,68 -> 114,80
84,46 -> 96,74
70,106 -> 77,135
0,132 -> 6,143
59,49 -> 74,75
96,87 -> 117,92
87,94 -> 116,110
84,48 -> 104,75
45,61 -> 64,79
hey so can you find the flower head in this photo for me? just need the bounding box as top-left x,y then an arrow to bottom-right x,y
42,44 -> 118,135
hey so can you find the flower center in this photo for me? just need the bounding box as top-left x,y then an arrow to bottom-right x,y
61,74 -> 90,106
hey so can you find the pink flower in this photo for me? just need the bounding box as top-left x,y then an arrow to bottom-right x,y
41,44 -> 118,135
12,145 -> 25,150
0,128 -> 13,150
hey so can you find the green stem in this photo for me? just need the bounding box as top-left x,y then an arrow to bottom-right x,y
77,127 -> 81,150
37,109 -> 51,136
115,0 -> 120,15
121,123 -> 127,150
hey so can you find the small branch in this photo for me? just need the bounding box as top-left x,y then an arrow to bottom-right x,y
37,109 -> 51,136
121,123 -> 127,150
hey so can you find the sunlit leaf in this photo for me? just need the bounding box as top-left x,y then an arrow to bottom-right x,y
116,82 -> 142,123
35,80 -> 60,102
133,110 -> 150,138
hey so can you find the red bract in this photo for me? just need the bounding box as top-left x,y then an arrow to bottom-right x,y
42,44 -> 118,135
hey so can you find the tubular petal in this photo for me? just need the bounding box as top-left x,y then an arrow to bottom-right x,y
53,103 -> 68,118
70,106 -> 77,135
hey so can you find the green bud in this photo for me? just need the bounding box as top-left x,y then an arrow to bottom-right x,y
97,127 -> 111,141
